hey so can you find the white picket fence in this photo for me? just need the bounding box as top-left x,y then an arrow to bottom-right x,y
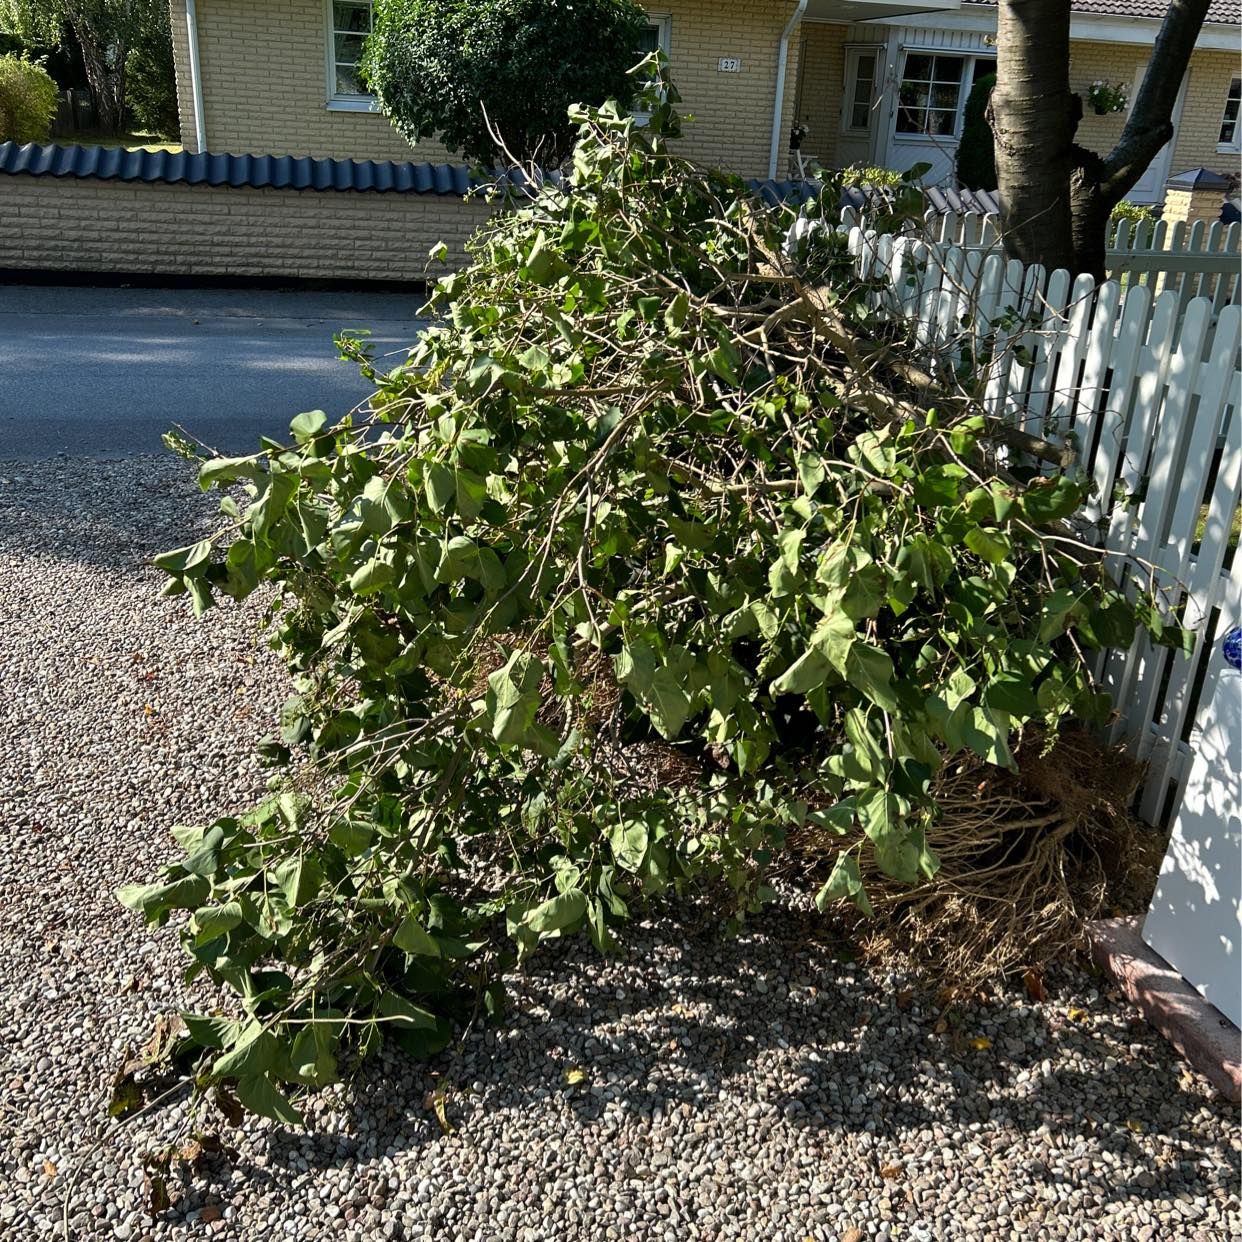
840,206 -> 1242,311
846,224 -> 1242,827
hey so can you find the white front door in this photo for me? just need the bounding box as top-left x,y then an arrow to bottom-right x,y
837,46 -> 884,169
881,49 -> 996,185
1127,63 -> 1189,204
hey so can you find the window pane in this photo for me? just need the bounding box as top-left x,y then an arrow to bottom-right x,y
896,107 -> 920,134
335,33 -> 366,63
931,84 -> 958,109
851,103 -> 870,129
637,23 -> 663,53
1222,79 -> 1242,144
333,2 -> 371,34
336,65 -> 364,95
928,109 -> 956,135
904,54 -> 933,81
972,57 -> 997,86
932,56 -> 963,84
856,53 -> 876,80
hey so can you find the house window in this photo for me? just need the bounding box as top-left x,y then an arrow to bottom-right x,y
328,0 -> 374,106
633,16 -> 671,121
895,52 -> 994,139
638,17 -> 671,60
1220,77 -> 1241,150
845,51 -> 879,133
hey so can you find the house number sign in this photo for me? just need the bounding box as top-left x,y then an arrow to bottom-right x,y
717,57 -> 742,72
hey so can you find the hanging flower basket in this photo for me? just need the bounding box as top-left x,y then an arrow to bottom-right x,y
1087,80 -> 1128,115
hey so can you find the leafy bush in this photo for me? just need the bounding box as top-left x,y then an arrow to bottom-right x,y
362,0 -> 649,165
1110,199 -> 1155,226
120,69 -> 1174,1125
839,164 -> 903,188
125,0 -> 177,137
0,53 -> 57,142
956,72 -> 996,191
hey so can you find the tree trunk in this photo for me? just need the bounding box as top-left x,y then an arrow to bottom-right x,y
65,4 -> 128,135
989,0 -> 1077,273
991,0 -> 1211,279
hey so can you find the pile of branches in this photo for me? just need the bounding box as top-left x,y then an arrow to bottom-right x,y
120,66 -> 1180,1124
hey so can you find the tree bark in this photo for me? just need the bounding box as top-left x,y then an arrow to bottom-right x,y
991,0 -> 1212,279
64,3 -> 129,135
990,0 -> 1078,272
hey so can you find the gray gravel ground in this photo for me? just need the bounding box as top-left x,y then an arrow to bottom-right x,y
1,454 -> 1239,1242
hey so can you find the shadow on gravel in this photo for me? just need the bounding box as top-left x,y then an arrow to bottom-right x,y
0,456 -> 217,573
221,905 -> 1230,1212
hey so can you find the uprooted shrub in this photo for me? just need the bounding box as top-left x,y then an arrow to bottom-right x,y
119,69 -> 1182,1125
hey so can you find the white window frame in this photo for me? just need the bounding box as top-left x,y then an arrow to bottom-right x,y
891,48 -> 995,146
1218,76 -> 1241,153
325,0 -> 378,113
632,14 -> 672,124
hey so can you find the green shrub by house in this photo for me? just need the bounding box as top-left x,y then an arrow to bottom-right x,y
362,0 -> 649,165
956,72 -> 997,191
0,53 -> 57,143
118,66 -> 1177,1126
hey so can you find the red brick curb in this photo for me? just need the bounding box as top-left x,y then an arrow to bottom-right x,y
1087,916 -> 1241,1104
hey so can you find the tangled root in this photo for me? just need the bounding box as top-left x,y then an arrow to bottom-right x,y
787,729 -> 1150,986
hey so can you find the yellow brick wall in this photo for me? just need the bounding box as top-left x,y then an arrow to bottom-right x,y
171,0 -> 802,177
1168,48 -> 1239,175
0,175 -> 496,281
656,0 -> 802,176
1068,42 -> 1238,181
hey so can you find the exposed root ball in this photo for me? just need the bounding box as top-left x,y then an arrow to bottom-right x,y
789,730 -> 1148,985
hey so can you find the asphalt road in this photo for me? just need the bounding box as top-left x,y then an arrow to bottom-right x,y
0,285 -> 429,459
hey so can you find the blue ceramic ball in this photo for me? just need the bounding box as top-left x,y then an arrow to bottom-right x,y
1223,625 -> 1242,672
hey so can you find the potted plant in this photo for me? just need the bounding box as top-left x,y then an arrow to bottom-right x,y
1087,80 -> 1128,115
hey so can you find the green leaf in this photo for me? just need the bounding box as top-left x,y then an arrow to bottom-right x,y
644,665 -> 692,739
1022,476 -> 1083,523
198,456 -> 259,489
487,651 -> 544,746
212,1025 -> 277,1080
153,540 -> 212,574
290,410 -> 328,443
425,463 -> 456,514
984,674 -> 1039,718
844,644 -> 898,712
394,915 -> 441,957
524,889 -> 587,935
377,993 -> 438,1030
814,852 -> 873,916
273,856 -> 323,909
964,526 -> 1012,565
770,646 -> 833,696
181,1013 -> 241,1050
609,821 -> 649,873
192,902 -> 244,945
236,1074 -> 304,1126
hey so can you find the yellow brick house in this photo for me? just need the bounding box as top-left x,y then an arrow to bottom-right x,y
170,0 -> 1240,200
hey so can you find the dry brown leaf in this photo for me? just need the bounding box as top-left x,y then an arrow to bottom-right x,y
969,1036 -> 992,1051
1125,1118 -> 1144,1134
879,1163 -> 903,1179
563,1067 -> 588,1085
1022,968 -> 1048,1003
41,1159 -> 57,1179
200,1205 -> 223,1224
842,1228 -> 865,1242
895,989 -> 914,1011
1066,1006 -> 1088,1023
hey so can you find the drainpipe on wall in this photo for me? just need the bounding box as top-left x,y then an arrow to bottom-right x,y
185,0 -> 207,153
767,0 -> 808,181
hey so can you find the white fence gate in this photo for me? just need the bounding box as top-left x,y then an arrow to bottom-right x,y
846,224 -> 1242,827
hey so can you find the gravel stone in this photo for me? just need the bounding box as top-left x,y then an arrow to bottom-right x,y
1,455 -> 1239,1241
